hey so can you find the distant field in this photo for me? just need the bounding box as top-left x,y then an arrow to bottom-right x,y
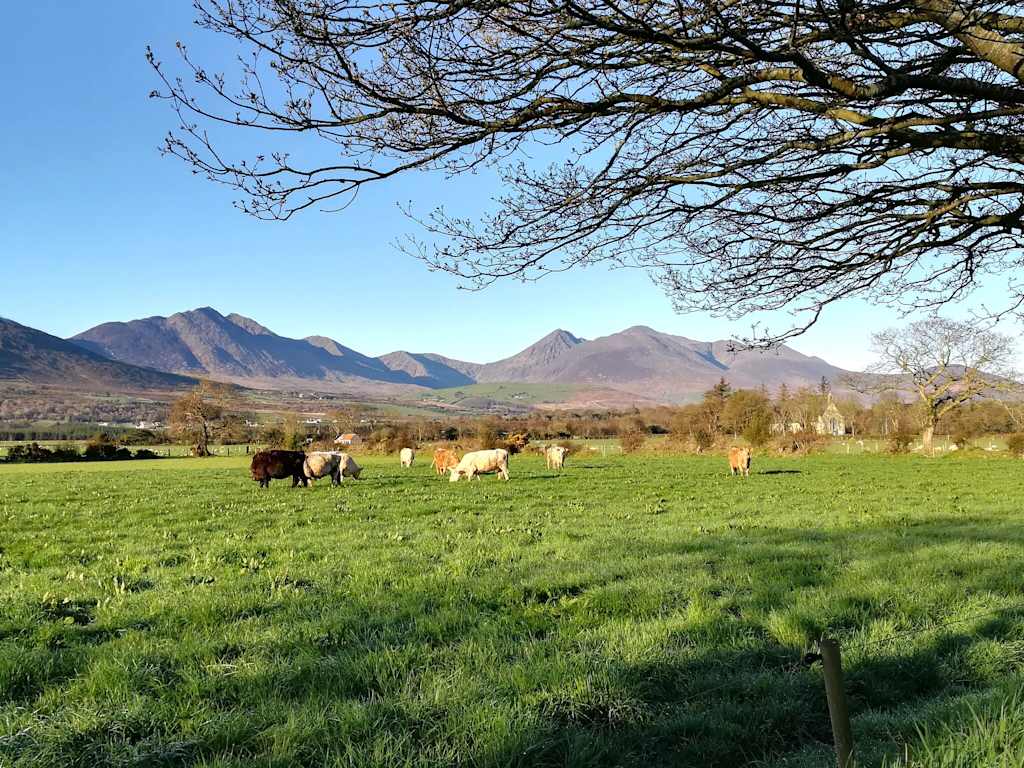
2,453 -> 1024,766
419,381 -> 583,407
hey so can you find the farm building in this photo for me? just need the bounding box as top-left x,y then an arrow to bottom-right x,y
334,433 -> 362,446
815,394 -> 846,436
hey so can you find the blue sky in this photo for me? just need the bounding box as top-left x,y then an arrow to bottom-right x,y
1,2 -> 1019,371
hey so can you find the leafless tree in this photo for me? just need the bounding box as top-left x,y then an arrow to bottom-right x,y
151,0 -> 1024,342
861,317 -> 1018,453
169,380 -> 228,456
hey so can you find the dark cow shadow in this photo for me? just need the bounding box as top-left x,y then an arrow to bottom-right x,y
759,469 -> 803,475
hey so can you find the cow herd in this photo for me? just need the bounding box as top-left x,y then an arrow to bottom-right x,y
249,444 -> 571,488
250,442 -> 754,488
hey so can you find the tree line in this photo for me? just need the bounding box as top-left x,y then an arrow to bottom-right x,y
163,377 -> 1024,457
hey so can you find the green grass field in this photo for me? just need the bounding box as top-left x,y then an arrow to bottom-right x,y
3,453 -> 1024,767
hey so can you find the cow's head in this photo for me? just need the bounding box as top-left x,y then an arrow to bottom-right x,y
449,467 -> 464,482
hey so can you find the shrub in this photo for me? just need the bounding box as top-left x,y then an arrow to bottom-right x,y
52,442 -> 82,461
743,412 -> 773,448
692,429 -> 714,453
368,425 -> 415,454
82,441 -> 131,461
133,449 -> 159,460
1007,433 -> 1024,457
476,423 -> 501,451
6,443 -> 56,463
258,426 -> 283,448
620,431 -> 646,453
503,432 -> 530,454
888,429 -> 915,454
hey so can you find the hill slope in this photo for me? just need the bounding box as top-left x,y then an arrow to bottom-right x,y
0,318 -> 195,391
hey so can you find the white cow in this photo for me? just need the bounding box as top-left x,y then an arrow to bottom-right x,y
303,451 -> 343,485
544,445 -> 568,470
449,449 -> 510,482
332,451 -> 362,481
303,451 -> 362,485
399,447 -> 415,467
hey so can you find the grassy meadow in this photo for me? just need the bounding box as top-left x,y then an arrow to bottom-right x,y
2,451 -> 1024,766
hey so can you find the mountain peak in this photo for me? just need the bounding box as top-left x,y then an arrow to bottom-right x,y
473,328 -> 583,382
185,306 -> 225,319
545,328 -> 584,345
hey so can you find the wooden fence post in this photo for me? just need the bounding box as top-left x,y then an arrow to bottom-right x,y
820,638 -> 854,768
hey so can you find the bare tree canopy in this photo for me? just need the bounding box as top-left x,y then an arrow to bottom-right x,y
861,316 -> 1018,451
151,0 -> 1024,342
169,380 -> 228,456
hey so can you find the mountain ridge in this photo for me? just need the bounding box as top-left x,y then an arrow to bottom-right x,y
61,308 -> 853,402
0,317 -> 196,391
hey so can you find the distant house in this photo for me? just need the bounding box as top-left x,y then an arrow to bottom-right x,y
304,418 -> 322,425
815,394 -> 846,436
334,433 -> 362,446
771,421 -> 804,435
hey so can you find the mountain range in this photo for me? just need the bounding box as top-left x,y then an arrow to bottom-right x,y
0,307 -> 851,404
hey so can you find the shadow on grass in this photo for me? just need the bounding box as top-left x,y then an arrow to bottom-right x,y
7,516 -> 1024,767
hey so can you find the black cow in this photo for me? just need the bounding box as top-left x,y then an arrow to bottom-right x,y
250,450 -> 308,488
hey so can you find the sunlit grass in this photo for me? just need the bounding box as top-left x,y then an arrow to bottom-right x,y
2,453 -> 1023,766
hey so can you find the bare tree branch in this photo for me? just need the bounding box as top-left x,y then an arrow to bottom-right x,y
152,0 -> 1024,342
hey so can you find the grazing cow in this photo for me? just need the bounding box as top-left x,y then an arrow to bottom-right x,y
449,449 -> 510,482
303,451 -> 343,486
544,445 -> 568,470
431,447 -> 459,476
250,450 -> 308,488
400,447 -> 415,467
334,451 -> 363,481
728,447 -> 752,477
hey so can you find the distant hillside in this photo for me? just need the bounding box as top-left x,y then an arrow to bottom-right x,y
377,351 -> 478,388
0,318 -> 195,391
73,307 -> 413,391
467,325 -> 846,401
68,307 -> 854,403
